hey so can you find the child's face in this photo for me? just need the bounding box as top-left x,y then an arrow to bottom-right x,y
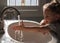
44,8 -> 60,23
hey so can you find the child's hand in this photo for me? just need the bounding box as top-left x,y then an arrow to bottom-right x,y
40,19 -> 50,35
40,19 -> 46,25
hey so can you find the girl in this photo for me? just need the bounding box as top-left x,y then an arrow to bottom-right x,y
40,0 -> 60,43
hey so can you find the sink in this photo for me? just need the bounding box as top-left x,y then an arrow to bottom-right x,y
2,20 -> 52,43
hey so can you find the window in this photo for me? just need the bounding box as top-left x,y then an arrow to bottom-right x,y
7,0 -> 39,6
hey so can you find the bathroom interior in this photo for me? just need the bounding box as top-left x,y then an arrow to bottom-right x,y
0,0 -> 60,43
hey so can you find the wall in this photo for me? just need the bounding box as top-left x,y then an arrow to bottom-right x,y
0,0 -> 7,10
0,0 -> 7,16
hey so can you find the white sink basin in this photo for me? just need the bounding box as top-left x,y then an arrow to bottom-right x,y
1,20 -> 52,43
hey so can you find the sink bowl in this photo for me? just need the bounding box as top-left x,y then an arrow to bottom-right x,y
7,20 -> 52,43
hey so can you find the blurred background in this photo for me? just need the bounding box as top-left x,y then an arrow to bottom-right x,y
0,0 -> 52,22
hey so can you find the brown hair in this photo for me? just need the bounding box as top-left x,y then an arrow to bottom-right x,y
43,0 -> 60,23
48,3 -> 60,14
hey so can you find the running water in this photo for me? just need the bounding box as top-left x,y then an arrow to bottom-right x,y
18,15 -> 20,26
14,15 -> 24,43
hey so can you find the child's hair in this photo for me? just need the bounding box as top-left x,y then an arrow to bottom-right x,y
43,0 -> 60,23
48,1 -> 60,15
44,0 -> 60,15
